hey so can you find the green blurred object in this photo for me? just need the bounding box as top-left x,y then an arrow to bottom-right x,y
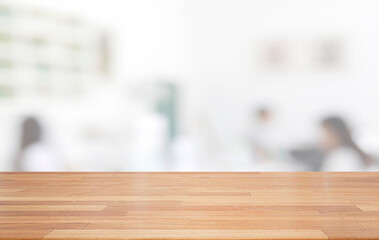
0,59 -> 12,69
0,32 -> 12,42
0,85 -> 13,97
155,82 -> 178,142
0,5 -> 11,17
30,37 -> 48,46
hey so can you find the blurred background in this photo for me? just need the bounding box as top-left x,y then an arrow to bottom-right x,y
1,0 -> 379,171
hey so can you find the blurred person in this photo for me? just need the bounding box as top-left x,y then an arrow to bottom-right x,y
249,107 -> 279,163
320,116 -> 371,171
14,117 -> 65,171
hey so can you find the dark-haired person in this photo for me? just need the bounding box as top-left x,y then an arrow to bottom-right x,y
320,116 -> 370,171
14,117 -> 65,171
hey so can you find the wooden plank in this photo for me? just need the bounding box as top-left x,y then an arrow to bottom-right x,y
0,189 -> 24,193
45,229 -> 328,240
357,205 -> 379,211
359,222 -> 379,230
0,205 -> 106,211
0,172 -> 378,240
322,229 -> 379,240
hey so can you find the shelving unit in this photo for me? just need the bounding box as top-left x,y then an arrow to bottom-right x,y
0,3 -> 103,98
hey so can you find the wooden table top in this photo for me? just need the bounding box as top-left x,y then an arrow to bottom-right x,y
0,172 -> 379,240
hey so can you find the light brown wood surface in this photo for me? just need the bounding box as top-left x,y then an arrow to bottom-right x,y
0,172 -> 379,240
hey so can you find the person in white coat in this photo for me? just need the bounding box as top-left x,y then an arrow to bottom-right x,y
320,116 -> 370,171
250,107 -> 280,163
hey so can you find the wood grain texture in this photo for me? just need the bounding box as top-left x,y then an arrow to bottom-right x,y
0,172 -> 378,240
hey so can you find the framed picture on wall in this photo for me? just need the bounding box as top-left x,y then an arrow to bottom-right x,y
313,37 -> 345,71
256,39 -> 290,73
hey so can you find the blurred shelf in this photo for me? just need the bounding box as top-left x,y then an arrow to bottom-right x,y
0,2 -> 105,99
